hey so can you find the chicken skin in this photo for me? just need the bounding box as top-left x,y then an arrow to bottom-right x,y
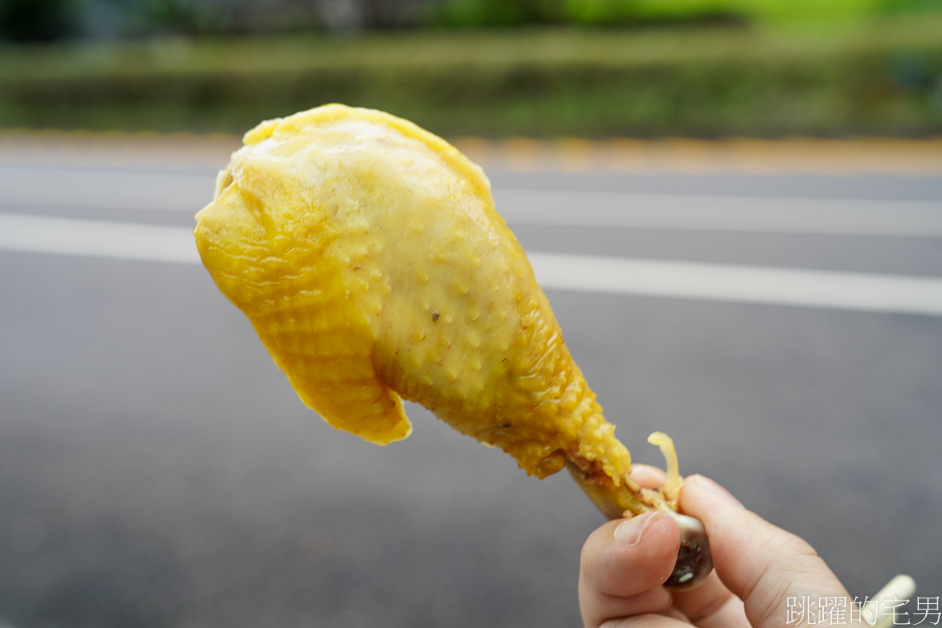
194,104 -> 676,518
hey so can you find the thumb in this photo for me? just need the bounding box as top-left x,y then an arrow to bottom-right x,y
680,474 -> 858,628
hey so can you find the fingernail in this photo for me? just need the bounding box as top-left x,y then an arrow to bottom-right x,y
688,474 -> 744,509
614,512 -> 663,547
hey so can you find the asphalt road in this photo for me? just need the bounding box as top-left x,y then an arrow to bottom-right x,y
1,143 -> 941,628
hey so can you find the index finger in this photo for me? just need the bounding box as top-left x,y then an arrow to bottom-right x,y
680,475 -> 858,628
628,467 -> 750,628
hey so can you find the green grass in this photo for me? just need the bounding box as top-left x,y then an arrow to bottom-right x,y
1,13 -> 941,137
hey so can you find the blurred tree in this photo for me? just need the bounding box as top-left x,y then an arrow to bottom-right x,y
306,0 -> 431,31
135,0 -> 226,36
433,0 -> 553,27
314,0 -> 368,30
430,0 -> 742,27
561,0 -> 637,24
5,0 -> 941,40
0,0 -> 77,41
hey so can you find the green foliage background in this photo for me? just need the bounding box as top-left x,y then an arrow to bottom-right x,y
1,1 -> 941,136
432,0 -> 932,27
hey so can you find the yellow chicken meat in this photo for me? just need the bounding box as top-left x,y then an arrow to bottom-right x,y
194,104 -> 676,518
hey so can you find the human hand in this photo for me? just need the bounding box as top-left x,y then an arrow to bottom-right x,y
579,467 -> 862,627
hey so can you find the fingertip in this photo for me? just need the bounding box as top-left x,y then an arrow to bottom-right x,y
630,464 -> 669,490
680,474 -> 744,515
614,511 -> 671,547
678,475 -> 749,578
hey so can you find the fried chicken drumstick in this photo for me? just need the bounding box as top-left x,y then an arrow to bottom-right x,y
194,104 -> 710,587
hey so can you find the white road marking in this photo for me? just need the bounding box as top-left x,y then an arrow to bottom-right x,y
3,212 -> 942,316
494,189 -> 942,237
0,213 -> 199,264
528,252 -> 942,317
2,163 -> 940,238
